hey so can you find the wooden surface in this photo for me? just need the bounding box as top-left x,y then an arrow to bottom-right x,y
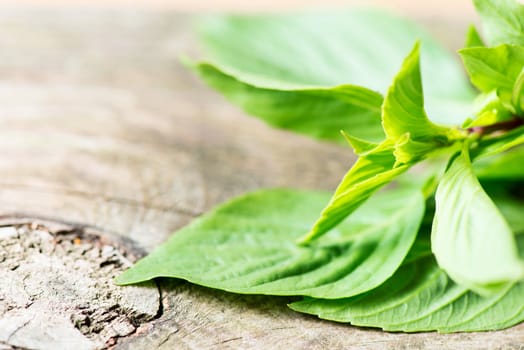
0,219 -> 161,349
0,9 -> 522,350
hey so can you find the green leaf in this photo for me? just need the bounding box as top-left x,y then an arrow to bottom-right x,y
465,24 -> 485,48
432,146 -> 524,294
464,90 -> 514,129
340,131 -> 378,156
392,134 -> 439,166
194,9 -> 475,140
116,187 -> 424,299
189,62 -> 385,143
300,42 -> 464,243
382,42 -> 456,142
459,44 -> 524,104
475,146 -> 524,180
486,183 -> 524,234
472,125 -> 524,159
381,42 -> 464,165
299,140 -> 409,243
513,66 -> 524,114
496,196 -> 524,234
289,235 -> 524,332
473,0 -> 524,46
480,179 -> 524,233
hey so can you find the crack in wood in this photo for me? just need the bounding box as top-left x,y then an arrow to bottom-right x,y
6,316 -> 35,344
0,340 -> 35,350
157,328 -> 180,348
212,337 -> 243,346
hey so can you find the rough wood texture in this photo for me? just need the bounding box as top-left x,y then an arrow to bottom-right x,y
0,9 -> 522,350
0,219 -> 160,349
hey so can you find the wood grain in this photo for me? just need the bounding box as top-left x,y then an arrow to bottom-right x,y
0,9 -> 522,350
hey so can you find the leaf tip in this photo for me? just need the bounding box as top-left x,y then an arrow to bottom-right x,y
340,130 -> 377,156
113,273 -> 131,286
113,268 -> 148,286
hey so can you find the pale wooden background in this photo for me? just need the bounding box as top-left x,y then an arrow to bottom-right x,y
1,0 -> 477,18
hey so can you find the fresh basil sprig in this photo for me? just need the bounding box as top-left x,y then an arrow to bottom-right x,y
117,0 -> 524,333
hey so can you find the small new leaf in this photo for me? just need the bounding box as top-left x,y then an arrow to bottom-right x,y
340,130 -> 378,156
383,42 -> 464,166
393,133 -> 440,166
465,24 -> 485,48
382,42 -> 454,143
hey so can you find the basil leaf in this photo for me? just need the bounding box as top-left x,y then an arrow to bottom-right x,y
472,125 -> 524,159
382,42 -> 456,142
480,180 -> 524,233
514,66 -> 524,114
340,131 -> 378,155
494,195 -> 524,234
299,140 -> 409,243
194,9 -> 475,141
432,146 -> 524,294
464,24 -> 485,48
475,146 -> 524,180
393,134 -> 440,166
289,236 -> 524,332
459,45 -> 524,104
301,43 -> 462,243
464,91 -> 514,129
382,42 -> 464,165
116,187 -> 424,299
189,62 -> 384,143
473,0 -> 524,46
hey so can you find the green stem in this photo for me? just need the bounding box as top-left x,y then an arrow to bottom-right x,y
467,116 -> 524,136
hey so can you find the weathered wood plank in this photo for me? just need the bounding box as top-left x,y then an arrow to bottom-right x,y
0,9 -> 522,350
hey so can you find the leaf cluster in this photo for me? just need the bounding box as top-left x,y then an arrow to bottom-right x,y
117,0 -> 524,332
